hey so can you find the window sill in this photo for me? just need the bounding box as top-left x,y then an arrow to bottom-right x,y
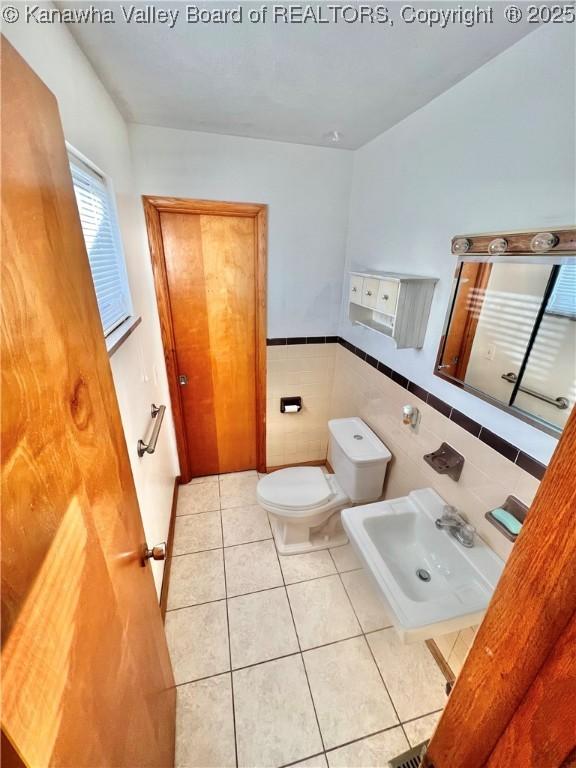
106,315 -> 142,357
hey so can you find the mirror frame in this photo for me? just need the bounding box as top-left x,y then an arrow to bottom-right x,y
435,228 -> 576,438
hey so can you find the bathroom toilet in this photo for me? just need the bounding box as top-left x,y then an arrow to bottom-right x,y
257,417 -> 392,555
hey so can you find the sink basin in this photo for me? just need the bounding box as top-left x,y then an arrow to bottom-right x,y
341,488 -> 504,643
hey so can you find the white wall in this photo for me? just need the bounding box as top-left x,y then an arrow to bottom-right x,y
339,26 -> 575,465
4,13 -> 180,594
129,125 -> 353,338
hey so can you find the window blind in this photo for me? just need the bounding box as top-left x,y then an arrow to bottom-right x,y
69,154 -> 131,336
547,263 -> 576,319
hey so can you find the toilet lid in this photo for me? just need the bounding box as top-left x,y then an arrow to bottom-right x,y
258,467 -> 333,510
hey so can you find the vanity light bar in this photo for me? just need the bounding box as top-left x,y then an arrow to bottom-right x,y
451,227 -> 576,255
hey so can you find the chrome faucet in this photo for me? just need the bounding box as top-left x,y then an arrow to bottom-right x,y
435,505 -> 476,548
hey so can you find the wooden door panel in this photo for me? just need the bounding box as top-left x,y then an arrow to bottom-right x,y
161,211 -> 257,476
440,262 -> 492,379
485,610 -> 576,768
1,39 -> 175,766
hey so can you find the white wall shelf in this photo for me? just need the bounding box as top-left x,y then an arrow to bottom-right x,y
348,270 -> 437,349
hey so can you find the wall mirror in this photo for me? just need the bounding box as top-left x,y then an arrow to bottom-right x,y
436,229 -> 576,436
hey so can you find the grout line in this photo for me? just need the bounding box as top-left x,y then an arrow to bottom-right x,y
171,544 -> 223,558
174,651 -> 304,688
218,487 -> 239,768
279,751 -> 327,768
271,533 -> 327,755
400,707 -> 444,726
323,720 -> 415,758
174,507 -> 221,518
171,534 -> 274,559
166,584 -> 283,615
174,670 -> 232,689
223,536 -> 274,550
166,596 -> 227,616
335,569 -> 410,745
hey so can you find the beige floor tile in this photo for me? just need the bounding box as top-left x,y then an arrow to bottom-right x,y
221,503 -> 272,547
173,511 -> 222,556
329,543 -> 362,572
340,570 -> 392,633
219,469 -> 258,479
175,674 -> 235,768
292,755 -> 328,767
224,539 -> 283,597
167,550 -> 225,610
234,654 -> 323,768
165,601 -> 229,684
220,472 -> 259,508
326,726 -> 409,767
447,630 -> 475,676
177,482 -> 220,515
303,636 -> 398,750
367,628 -> 446,721
228,587 -> 299,669
287,575 -> 360,650
279,550 -> 336,585
187,474 -> 219,485
433,631 -> 459,663
403,711 -> 442,747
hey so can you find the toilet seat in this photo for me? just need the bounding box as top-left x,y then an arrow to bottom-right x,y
257,466 -> 338,517
257,467 -> 350,555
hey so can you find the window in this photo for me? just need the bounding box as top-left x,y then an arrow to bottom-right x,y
69,150 -> 132,337
547,263 -> 576,319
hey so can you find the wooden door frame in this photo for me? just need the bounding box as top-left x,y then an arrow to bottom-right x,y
142,196 -> 268,483
423,405 -> 576,767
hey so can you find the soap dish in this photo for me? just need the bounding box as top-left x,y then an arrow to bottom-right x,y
486,495 -> 528,542
423,442 -> 464,482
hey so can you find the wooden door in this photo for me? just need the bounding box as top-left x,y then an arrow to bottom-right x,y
1,39 -> 175,767
423,406 -> 576,768
144,197 -> 267,481
439,262 -> 492,379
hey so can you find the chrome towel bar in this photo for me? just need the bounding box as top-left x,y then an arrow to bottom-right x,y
501,372 -> 569,410
137,404 -> 166,457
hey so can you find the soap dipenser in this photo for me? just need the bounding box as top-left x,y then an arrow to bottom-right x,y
485,495 -> 528,542
280,396 -> 302,413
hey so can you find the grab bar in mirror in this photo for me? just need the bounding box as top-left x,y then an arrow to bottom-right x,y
501,372 -> 569,410
137,404 -> 166,457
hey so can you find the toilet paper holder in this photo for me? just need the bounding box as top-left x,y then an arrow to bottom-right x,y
280,396 -> 302,413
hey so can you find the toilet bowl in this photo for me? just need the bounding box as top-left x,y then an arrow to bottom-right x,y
257,417 -> 392,555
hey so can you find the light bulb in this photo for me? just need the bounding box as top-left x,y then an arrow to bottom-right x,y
488,238 -> 508,254
452,238 -> 471,254
530,232 -> 558,252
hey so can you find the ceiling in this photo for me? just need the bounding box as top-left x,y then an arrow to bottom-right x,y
59,2 -> 535,149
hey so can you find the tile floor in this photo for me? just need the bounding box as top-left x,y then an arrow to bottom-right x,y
167,470 -> 446,768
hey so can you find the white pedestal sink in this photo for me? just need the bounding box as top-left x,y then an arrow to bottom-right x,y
341,488 -> 504,643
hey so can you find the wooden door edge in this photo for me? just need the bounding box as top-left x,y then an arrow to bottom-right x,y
142,196 -> 268,480
255,206 -> 268,473
143,197 -> 192,482
159,478 -> 179,621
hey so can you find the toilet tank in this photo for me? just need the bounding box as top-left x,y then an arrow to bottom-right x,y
328,417 -> 391,503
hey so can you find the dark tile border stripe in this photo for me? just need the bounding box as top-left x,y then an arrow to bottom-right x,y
266,336 -> 548,480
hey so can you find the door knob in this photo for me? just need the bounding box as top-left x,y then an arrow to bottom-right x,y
142,542 -> 167,566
